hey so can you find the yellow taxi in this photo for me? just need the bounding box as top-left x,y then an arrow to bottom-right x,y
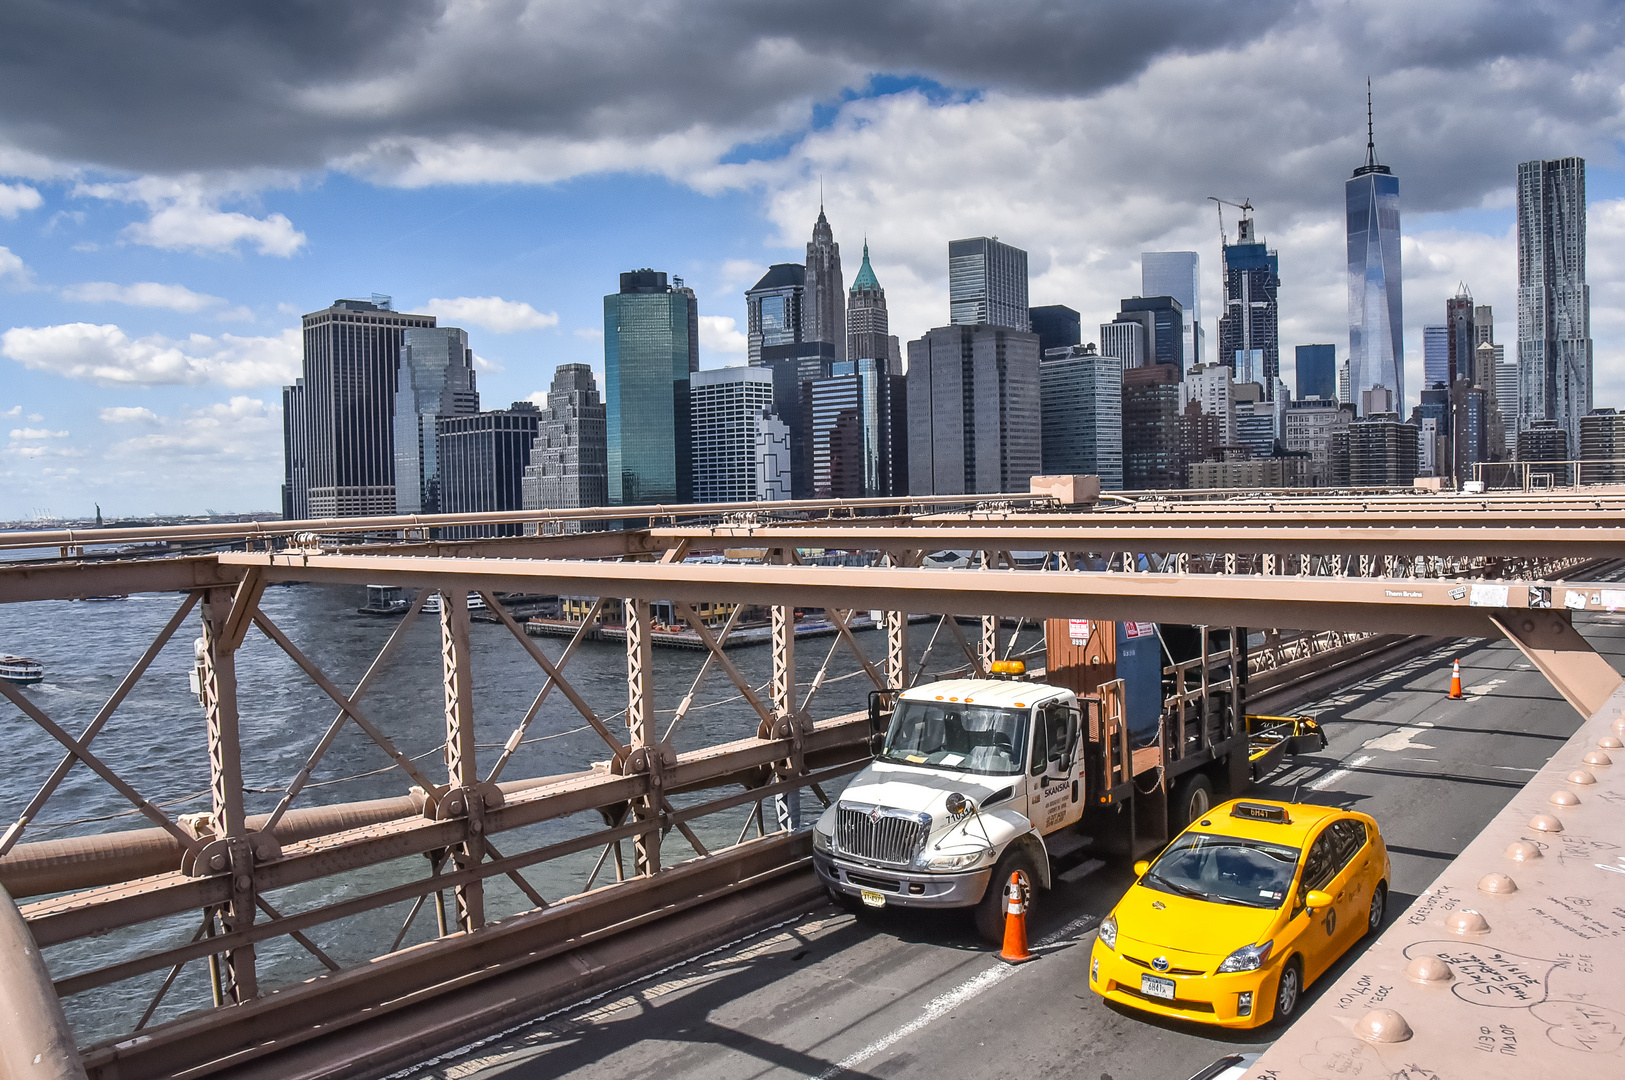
1089,799 -> 1390,1028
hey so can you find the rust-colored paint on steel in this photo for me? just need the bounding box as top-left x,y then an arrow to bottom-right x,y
0,555 -> 242,603
1246,685 -> 1625,1080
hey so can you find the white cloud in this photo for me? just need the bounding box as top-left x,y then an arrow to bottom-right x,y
1,323 -> 300,387
61,281 -> 226,313
10,427 -> 67,439
0,246 -> 28,283
75,176 -> 307,257
0,406 -> 19,417
425,295 -> 559,333
472,352 -> 503,372
108,396 -> 278,464
99,406 -> 160,423
698,314 -> 747,361
522,390 -> 548,407
5,426 -> 77,460
0,183 -> 42,219
573,327 -> 604,340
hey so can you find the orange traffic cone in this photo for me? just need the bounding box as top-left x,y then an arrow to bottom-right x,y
1448,659 -> 1463,700
998,872 -> 1038,964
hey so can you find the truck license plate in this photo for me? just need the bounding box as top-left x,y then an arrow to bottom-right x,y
860,888 -> 886,908
1141,973 -> 1176,1000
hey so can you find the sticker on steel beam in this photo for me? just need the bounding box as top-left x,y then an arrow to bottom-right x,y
1601,589 -> 1625,612
1530,586 -> 1552,609
1564,590 -> 1589,611
1470,583 -> 1510,607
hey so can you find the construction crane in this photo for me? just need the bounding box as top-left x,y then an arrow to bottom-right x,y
1207,195 -> 1253,246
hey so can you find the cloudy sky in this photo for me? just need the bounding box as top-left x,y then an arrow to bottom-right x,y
1,0 -> 1622,518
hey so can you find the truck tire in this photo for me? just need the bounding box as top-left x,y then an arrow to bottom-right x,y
1172,773 -> 1214,830
974,852 -> 1036,943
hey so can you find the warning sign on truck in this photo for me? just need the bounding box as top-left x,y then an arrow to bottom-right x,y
1068,619 -> 1091,645
1124,622 -> 1156,639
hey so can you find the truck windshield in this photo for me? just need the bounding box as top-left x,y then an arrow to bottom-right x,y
881,700 -> 1027,776
1142,832 -> 1302,909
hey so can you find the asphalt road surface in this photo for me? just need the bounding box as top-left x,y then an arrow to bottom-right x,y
402,617 -> 1624,1080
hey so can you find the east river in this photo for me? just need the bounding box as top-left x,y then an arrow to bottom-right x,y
0,581 -> 1040,1043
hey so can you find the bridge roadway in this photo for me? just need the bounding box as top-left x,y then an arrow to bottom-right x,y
396,620 -> 1623,1080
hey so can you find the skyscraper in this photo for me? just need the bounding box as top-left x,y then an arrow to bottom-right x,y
1028,305 -> 1081,359
437,403 -> 542,538
1447,287 -> 1477,387
1039,344 -> 1122,489
1517,157 -> 1591,449
1295,344 -> 1336,401
1118,296 -> 1185,368
1347,88 -> 1404,413
906,323 -> 1041,494
1348,413 -> 1419,486
745,264 -> 805,364
847,243 -> 899,374
1423,326 -> 1449,390
690,367 -> 789,503
948,237 -> 1030,330
282,296 -> 438,519
1217,209 -> 1280,397
810,358 -> 907,499
522,363 -> 608,529
604,270 -> 695,505
393,326 -> 479,514
1142,251 -> 1203,365
805,207 -> 846,366
1099,320 -> 1146,370
1122,365 -> 1183,489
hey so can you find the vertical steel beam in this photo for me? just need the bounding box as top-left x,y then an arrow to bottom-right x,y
198,588 -> 257,1001
769,550 -> 801,830
440,590 -> 484,931
980,614 -> 1000,673
885,609 -> 908,691
625,597 -> 661,874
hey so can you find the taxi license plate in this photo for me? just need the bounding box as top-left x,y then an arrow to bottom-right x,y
859,888 -> 886,908
1141,973 -> 1175,1000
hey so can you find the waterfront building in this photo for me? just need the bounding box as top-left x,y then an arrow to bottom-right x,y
1119,296 -> 1185,369
1122,364 -> 1183,489
1517,157 -> 1592,448
1217,208 -> 1280,396
1423,325 -> 1449,391
1039,344 -> 1122,490
847,243 -> 899,374
1099,319 -> 1146,371
393,327 -> 479,515
906,323 -> 1041,495
1284,397 -> 1351,486
521,364 -> 607,529
1142,251 -> 1203,365
805,207 -> 846,366
949,237 -> 1029,330
690,366 -> 788,503
1580,409 -> 1625,483
1181,363 -> 1236,445
1295,344 -> 1336,402
604,270 -> 697,505
282,296 -> 438,520
437,403 -> 542,537
1347,92 -> 1404,413
810,358 -> 907,499
745,263 -> 805,365
1447,287 -> 1477,387
1348,412 -> 1419,486
1029,305 -> 1081,359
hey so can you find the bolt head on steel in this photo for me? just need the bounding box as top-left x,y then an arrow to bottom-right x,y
1446,909 -> 1490,935
1549,789 -> 1581,806
1567,769 -> 1598,785
208,853 -> 227,871
1354,1008 -> 1413,1043
1504,840 -> 1542,861
1599,735 -> 1625,750
1583,750 -> 1613,767
1529,813 -> 1564,832
234,874 -> 252,891
1477,872 -> 1517,894
1404,955 -> 1453,983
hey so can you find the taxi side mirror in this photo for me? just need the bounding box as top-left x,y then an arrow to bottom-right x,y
1133,860 -> 1151,878
1305,890 -> 1333,910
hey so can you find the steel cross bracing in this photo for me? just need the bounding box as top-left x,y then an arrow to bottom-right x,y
1,491 -> 1624,1077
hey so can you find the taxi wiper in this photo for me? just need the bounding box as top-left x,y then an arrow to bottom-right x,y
1147,872 -> 1206,900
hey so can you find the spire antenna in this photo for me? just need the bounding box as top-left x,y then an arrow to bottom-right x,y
1365,77 -> 1377,169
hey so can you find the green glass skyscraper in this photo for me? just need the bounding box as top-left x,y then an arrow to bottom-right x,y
604,270 -> 696,505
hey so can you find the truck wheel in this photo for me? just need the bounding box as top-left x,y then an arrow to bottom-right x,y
827,886 -> 861,914
974,853 -> 1035,943
1172,773 -> 1214,830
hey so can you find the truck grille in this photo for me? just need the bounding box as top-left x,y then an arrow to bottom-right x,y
835,803 -> 930,867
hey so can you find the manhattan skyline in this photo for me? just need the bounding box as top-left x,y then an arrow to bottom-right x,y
1,3 -> 1624,516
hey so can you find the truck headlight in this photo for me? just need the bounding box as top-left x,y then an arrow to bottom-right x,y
1216,940 -> 1274,973
1098,914 -> 1117,950
917,848 -> 986,872
812,825 -> 832,854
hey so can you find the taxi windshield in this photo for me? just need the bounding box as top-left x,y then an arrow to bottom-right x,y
881,700 -> 1027,776
1142,832 -> 1301,909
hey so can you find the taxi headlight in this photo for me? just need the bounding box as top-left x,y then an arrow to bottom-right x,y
1216,940 -> 1274,973
1098,914 -> 1118,950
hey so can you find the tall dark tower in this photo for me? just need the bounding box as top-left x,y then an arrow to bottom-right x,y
804,204 -> 846,366
1216,208 -> 1280,398
1347,81 -> 1404,413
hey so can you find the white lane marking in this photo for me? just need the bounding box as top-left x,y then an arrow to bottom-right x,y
1362,728 -> 1436,752
1308,754 -> 1373,791
809,912 -> 1099,1079
1464,678 -> 1505,697
1494,765 -> 1539,773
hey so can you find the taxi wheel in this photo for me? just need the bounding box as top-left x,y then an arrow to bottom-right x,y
1365,883 -> 1387,937
1273,957 -> 1304,1023
974,853 -> 1034,943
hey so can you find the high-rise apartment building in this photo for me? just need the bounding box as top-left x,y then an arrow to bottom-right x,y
1517,157 -> 1591,448
1142,251 -> 1203,365
1039,344 -> 1123,490
1580,409 -> 1625,483
948,237 -> 1030,330
906,324 -> 1041,495
1181,363 -> 1236,445
745,264 -> 805,364
1099,319 -> 1146,371
1029,305 -> 1081,359
1284,397 -> 1352,486
847,243 -> 899,373
1450,381 -> 1490,483
437,404 -> 542,538
1447,287 -> 1477,387
1348,413 -> 1419,486
810,358 -> 907,499
393,326 -> 479,514
1118,296 -> 1185,368
1422,325 -> 1450,390
522,364 -> 608,528
690,367 -> 788,503
1295,344 -> 1336,402
1217,210 -> 1280,396
1338,359 -> 1351,406
604,270 -> 696,505
1122,365 -> 1183,489
805,207 -> 846,367
1517,420 -> 1569,470
282,296 -> 438,520
1347,93 -> 1404,414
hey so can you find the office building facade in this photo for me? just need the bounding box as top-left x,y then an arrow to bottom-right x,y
1348,413 -> 1419,486
1580,409 -> 1625,483
1284,397 -> 1351,486
1142,251 -> 1202,365
1423,325 -> 1450,391
805,207 -> 846,366
1118,296 -> 1185,369
1517,157 -> 1591,448
810,358 -> 907,499
1296,344 -> 1336,402
1181,363 -> 1236,445
604,270 -> 696,505
1029,305 -> 1081,359
393,326 -> 479,514
847,242 -> 898,373
949,237 -> 1029,330
1099,319 -> 1146,371
745,263 -> 805,364
521,363 -> 608,528
1122,364 -> 1183,489
1447,288 -> 1477,387
282,297 -> 438,519
906,324 -> 1041,495
1039,344 -> 1123,490
1347,100 -> 1405,413
1217,211 -> 1280,396
691,366 -> 789,503
437,404 -> 542,538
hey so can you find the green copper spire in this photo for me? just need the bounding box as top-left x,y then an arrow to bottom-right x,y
851,240 -> 880,292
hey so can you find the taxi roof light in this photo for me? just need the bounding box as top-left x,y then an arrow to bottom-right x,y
1230,801 -> 1291,824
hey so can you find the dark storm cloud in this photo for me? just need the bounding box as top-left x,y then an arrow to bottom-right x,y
0,0 -> 1296,176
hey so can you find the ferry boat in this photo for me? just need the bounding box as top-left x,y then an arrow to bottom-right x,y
0,655 -> 44,684
356,584 -> 410,616
422,592 -> 488,615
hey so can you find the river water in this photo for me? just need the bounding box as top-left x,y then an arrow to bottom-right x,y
0,581 -> 1045,1043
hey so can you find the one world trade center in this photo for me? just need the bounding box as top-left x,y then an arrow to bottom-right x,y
1347,88 -> 1403,413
